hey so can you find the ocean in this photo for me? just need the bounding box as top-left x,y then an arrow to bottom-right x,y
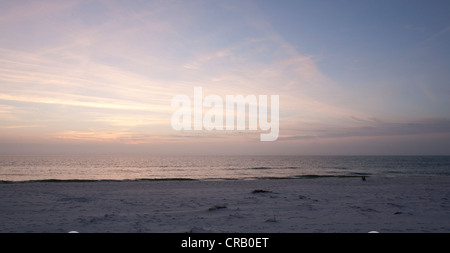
1,155 -> 449,182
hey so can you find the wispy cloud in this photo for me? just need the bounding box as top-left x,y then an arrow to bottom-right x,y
0,0 -> 81,24
404,24 -> 425,33
278,118 -> 450,141
422,26 -> 450,45
47,130 -> 161,144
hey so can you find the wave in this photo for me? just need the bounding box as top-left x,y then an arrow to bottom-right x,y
249,167 -> 273,170
348,172 -> 372,176
0,175 -> 369,184
254,175 -> 366,180
228,166 -> 299,170
0,178 -> 198,184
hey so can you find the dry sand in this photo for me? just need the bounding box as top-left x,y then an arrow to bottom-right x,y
0,176 -> 449,233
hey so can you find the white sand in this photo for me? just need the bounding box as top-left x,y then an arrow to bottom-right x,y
0,176 -> 449,233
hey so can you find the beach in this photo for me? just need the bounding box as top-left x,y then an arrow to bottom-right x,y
0,176 -> 449,233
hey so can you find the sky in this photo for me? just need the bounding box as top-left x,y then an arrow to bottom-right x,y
0,0 -> 449,155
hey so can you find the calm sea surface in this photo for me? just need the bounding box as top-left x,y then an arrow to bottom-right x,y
0,156 -> 449,182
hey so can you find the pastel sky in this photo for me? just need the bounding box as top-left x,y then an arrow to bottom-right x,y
1,0 -> 449,155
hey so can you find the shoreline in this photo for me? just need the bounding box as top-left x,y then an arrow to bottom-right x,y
1,176 -> 449,233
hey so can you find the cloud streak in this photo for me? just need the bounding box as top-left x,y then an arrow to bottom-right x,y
279,118 -> 450,141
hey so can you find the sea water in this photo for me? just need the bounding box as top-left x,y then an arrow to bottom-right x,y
0,155 -> 449,182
